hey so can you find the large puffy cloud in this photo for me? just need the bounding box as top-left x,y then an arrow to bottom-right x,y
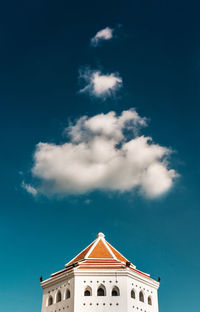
79,68 -> 122,99
91,27 -> 114,46
28,109 -> 177,198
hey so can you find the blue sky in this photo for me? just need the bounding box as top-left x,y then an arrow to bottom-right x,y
0,0 -> 200,311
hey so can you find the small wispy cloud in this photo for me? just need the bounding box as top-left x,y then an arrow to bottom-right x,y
79,68 -> 122,100
91,26 -> 114,47
22,181 -> 38,196
84,199 -> 91,205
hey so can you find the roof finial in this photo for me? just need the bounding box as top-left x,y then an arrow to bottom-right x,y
97,232 -> 105,238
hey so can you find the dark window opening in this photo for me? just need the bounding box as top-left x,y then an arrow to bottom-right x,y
97,288 -> 105,296
48,296 -> 53,306
139,291 -> 144,302
131,290 -> 135,299
84,290 -> 91,296
56,291 -> 61,303
66,289 -> 70,299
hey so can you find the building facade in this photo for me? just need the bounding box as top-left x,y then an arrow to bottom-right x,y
41,232 -> 159,312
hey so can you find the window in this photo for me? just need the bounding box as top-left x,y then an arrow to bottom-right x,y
112,286 -> 120,296
84,290 -> 91,296
47,295 -> 53,306
84,286 -> 92,296
148,296 -> 152,305
56,291 -> 62,303
66,289 -> 70,299
139,291 -> 144,302
97,285 -> 106,296
131,290 -> 135,299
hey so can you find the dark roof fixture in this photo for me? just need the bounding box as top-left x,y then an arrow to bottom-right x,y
126,261 -> 131,267
158,277 -> 161,282
40,276 -> 43,282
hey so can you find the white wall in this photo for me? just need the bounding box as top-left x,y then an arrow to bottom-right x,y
41,269 -> 159,312
74,272 -> 128,312
127,275 -> 159,312
41,276 -> 74,312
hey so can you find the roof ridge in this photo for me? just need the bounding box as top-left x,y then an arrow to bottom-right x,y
106,241 -> 135,267
65,238 -> 97,266
101,236 -> 117,259
65,232 -> 136,268
87,239 -> 114,259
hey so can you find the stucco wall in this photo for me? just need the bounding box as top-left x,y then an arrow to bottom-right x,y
41,276 -> 74,312
127,275 -> 159,312
74,272 -> 128,312
41,269 -> 159,312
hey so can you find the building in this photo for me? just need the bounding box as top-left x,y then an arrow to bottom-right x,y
41,232 -> 160,312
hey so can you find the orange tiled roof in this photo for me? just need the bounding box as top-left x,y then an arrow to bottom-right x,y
107,241 -> 128,263
65,232 -> 130,266
67,241 -> 95,266
88,239 -> 113,259
50,233 -> 150,280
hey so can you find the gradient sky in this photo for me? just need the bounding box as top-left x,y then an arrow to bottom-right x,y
0,1 -> 200,311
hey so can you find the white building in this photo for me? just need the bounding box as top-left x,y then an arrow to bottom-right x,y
41,232 -> 159,312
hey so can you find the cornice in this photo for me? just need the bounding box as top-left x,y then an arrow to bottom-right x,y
41,267 -> 159,290
41,271 -> 74,289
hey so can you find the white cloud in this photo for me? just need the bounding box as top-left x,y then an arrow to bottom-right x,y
22,181 -> 38,196
91,27 -> 114,46
28,109 -> 177,198
79,68 -> 122,99
85,199 -> 91,204
140,162 -> 175,198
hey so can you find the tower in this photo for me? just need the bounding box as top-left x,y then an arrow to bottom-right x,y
41,232 -> 159,312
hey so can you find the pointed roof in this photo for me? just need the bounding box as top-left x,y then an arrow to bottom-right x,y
41,233 -> 160,289
65,232 -> 134,267
49,233 -> 150,280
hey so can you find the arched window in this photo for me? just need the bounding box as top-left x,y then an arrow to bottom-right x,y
47,295 -> 53,306
56,290 -> 62,303
131,289 -> 135,299
139,291 -> 144,302
97,285 -> 106,296
84,286 -> 92,296
112,286 -> 120,296
66,289 -> 70,299
148,296 -> 152,305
